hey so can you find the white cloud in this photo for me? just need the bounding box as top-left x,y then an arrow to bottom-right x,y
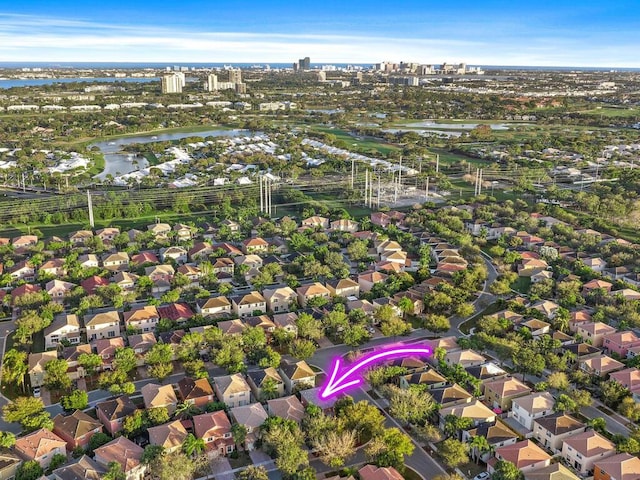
0,12 -> 636,67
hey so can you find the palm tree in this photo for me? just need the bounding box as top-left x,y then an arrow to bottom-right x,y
260,378 -> 280,402
231,423 -> 248,451
182,433 -> 205,457
468,435 -> 491,464
174,402 -> 202,420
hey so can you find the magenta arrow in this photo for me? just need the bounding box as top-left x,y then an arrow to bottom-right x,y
319,345 -> 432,400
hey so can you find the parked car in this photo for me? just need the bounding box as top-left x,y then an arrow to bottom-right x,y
473,472 -> 490,480
33,387 -> 41,398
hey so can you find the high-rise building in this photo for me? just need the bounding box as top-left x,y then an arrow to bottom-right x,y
298,57 -> 310,70
207,74 -> 218,92
317,71 -> 326,82
235,83 -> 247,94
161,73 -> 183,94
228,69 -> 242,84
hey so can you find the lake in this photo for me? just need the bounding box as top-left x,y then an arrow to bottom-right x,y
0,77 -> 160,89
92,128 -> 251,179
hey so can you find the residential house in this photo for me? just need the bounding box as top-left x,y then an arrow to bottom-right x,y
234,254 -> 263,270
562,342 -> 601,362
464,421 -> 519,462
95,395 -> 137,436
145,264 -> 175,293
245,315 -> 276,335
12,235 -> 38,250
69,230 -> 93,245
196,296 -> 232,317
466,363 -> 509,390
561,430 -> 616,475
326,278 -> 360,298
46,279 -> 77,303
148,420 -> 188,453
425,336 -> 461,354
266,396 -> 305,424
157,302 -> 194,323
296,282 -> 331,307
0,449 -> 21,480
147,223 -> 172,239
246,368 -> 285,401
123,305 -> 160,333
370,212 -> 391,228
94,436 -> 145,480
128,333 -> 157,358
533,413 -> 586,454
603,331 -> 640,357
212,257 -> 235,277
242,237 -> 269,254
230,403 -> 268,450
358,465 -> 404,480
428,384 -> 473,408
532,300 -> 561,319
220,219 -> 240,233
231,292 -> 267,318
188,242 -> 213,261
609,368 -> 640,397
78,254 -> 99,269
95,227 -> 120,243
94,337 -> 126,370
217,319 -> 246,336
439,400 -> 496,429
490,440 -> 552,474
50,455 -> 105,480
14,429 -> 66,469
193,411 -> 234,456
130,251 -> 159,266
444,349 -> 485,368
399,369 -> 447,390
264,286 -> 297,313
176,264 -> 202,284
160,246 -> 188,264
520,319 -> 551,337
279,358 -> 315,394
81,275 -> 109,295
44,313 -> 80,349
484,377 -> 532,411
28,351 -> 58,388
9,261 -> 35,281
39,258 -> 67,277
583,279 -> 613,296
53,410 -> 103,451
11,284 -> 41,304
61,344 -> 94,380
213,374 -> 251,408
576,322 -> 617,348
101,252 -> 129,272
140,383 -> 178,416
524,464 -> 579,480
583,257 -> 607,273
301,216 -> 329,230
358,271 -> 388,293
272,312 -> 298,335
111,271 -> 138,290
173,223 -> 193,240
580,356 -> 625,377
178,377 -> 215,408
214,242 -> 242,256
594,453 -> 640,480
510,392 -> 555,430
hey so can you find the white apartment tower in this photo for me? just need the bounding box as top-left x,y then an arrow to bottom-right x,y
162,73 -> 183,94
207,74 -> 218,92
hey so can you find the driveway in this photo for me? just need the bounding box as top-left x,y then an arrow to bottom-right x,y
209,457 -> 233,480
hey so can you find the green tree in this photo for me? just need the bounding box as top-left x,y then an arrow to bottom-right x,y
142,444 -> 165,464
313,430 -> 357,468
492,460 -> 524,480
0,431 -> 16,448
295,313 -> 323,340
364,428 -> 414,470
78,352 -> 103,376
232,423 -> 248,450
44,358 -> 72,391
182,433 -> 205,457
512,345 -> 545,381
112,347 -> 137,374
60,390 -> 89,411
387,385 -> 437,425
2,397 -> 51,431
1,349 -> 28,392
423,314 -> 451,336
148,362 -> 174,382
239,465 -> 270,480
289,338 -> 317,360
103,461 -> 126,480
468,435 -> 491,464
88,432 -> 112,452
443,414 -> 473,439
439,438 -> 470,469
16,460 -> 44,480
547,372 -> 570,391
339,400 -> 385,442
154,451 -> 207,480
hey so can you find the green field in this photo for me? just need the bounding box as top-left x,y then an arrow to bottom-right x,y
309,125 -> 401,156
579,107 -> 640,117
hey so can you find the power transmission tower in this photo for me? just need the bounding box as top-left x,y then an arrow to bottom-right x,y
87,190 -> 95,228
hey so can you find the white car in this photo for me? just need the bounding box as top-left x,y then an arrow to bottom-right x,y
473,472 -> 490,480
32,387 -> 41,398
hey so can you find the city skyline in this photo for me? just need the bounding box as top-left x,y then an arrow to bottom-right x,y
1,1 -> 640,67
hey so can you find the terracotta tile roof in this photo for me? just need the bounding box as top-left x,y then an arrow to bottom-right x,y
14,428 -> 66,460
94,436 -> 143,472
358,464 -> 404,480
148,420 -> 188,450
495,440 -> 551,469
53,410 -> 102,440
178,377 -> 214,401
562,430 -> 615,457
594,453 -> 640,480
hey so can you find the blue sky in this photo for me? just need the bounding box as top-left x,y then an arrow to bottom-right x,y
1,1 -> 639,66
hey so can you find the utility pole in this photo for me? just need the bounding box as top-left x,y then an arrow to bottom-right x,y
377,176 -> 381,209
259,175 -> 264,214
87,190 -> 95,228
364,169 -> 369,207
351,158 -> 355,189
22,172 -> 26,193
474,168 -> 479,196
425,177 -> 430,201
478,169 -> 483,195
436,154 -> 440,173
370,171 -> 374,207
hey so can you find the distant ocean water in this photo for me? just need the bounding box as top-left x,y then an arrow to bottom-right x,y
0,62 -> 638,71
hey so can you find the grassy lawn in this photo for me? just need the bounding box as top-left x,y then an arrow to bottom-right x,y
459,302 -> 503,335
579,107 -> 639,117
143,151 -> 160,166
403,467 -> 426,480
309,125 -> 401,156
511,276 -> 532,294
228,451 -> 253,469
